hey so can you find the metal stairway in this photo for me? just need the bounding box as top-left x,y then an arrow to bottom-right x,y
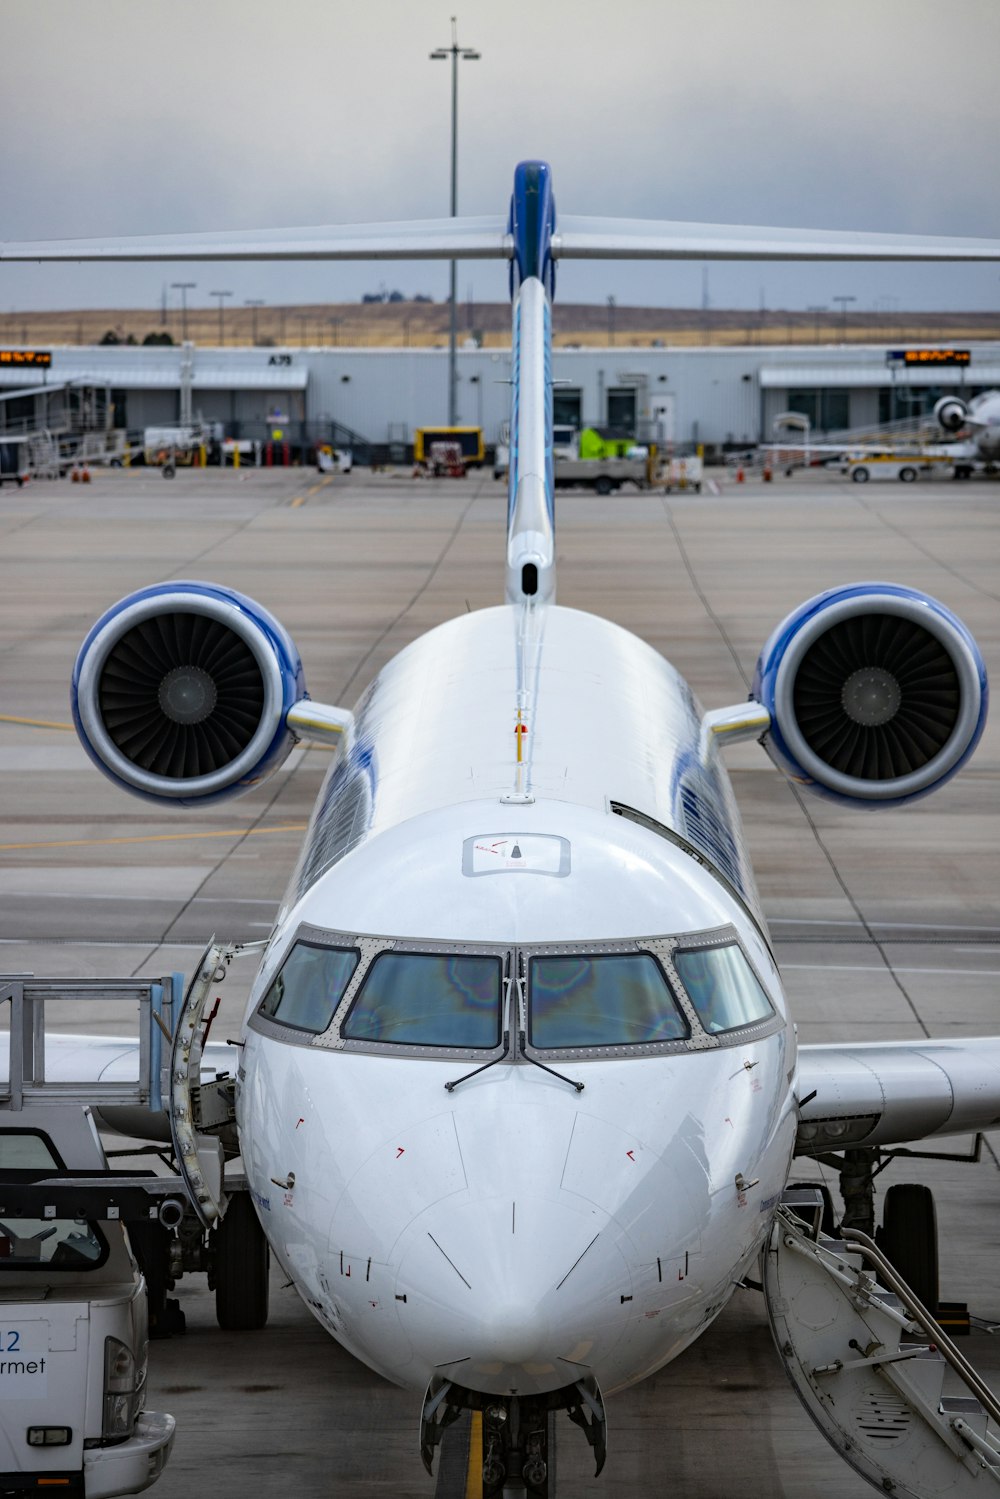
25,429 -> 60,479
765,1189 -> 1000,1494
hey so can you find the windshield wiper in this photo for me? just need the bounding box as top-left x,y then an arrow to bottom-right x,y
445,958 -> 512,1093
514,969 -> 584,1092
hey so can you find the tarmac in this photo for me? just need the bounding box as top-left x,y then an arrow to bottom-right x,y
0,461 -> 998,1497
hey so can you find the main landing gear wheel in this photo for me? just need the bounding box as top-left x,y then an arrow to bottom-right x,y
213,1192 -> 270,1330
876,1181 -> 939,1314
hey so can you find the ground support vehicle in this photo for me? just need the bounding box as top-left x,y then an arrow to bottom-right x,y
414,426 -> 483,468
660,455 -> 703,493
0,438 -> 30,488
0,1098 -> 174,1496
0,949 -> 270,1492
846,454 -> 940,483
552,453 -> 651,494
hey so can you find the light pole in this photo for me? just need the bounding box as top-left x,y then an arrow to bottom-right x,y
211,289 -> 232,346
833,295 -> 856,343
806,305 -> 827,344
430,18 -> 480,426
172,282 -> 196,342
607,295 -> 616,348
245,299 -> 264,345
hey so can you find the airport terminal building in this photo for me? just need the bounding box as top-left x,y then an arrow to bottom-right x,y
1,339 -> 998,457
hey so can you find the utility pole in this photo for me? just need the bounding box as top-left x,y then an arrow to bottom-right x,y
245,299 -> 264,345
430,18 -> 480,426
172,282 -> 196,343
833,295 -> 857,343
211,289 -> 232,346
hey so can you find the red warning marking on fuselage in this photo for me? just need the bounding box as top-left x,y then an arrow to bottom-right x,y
626,1150 -> 635,1162
295,1117 -> 304,1129
396,1147 -> 405,1158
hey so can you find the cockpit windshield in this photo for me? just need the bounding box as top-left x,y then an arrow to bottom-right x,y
672,942 -> 773,1034
252,926 -> 778,1057
258,941 -> 359,1033
528,952 -> 688,1049
342,951 -> 503,1049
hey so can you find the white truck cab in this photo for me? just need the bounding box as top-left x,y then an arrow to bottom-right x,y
0,1106 -> 175,1497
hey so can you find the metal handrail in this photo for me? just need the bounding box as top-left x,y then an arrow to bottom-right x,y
840,1225 -> 1000,1432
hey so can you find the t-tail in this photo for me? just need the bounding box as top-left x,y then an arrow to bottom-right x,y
505,161 -> 556,606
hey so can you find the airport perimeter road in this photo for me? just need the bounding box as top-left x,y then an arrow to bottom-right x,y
1,465 -> 998,1498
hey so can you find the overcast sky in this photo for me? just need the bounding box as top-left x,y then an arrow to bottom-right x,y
4,0 -> 1000,315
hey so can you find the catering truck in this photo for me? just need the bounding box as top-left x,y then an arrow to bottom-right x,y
0,1104 -> 175,1496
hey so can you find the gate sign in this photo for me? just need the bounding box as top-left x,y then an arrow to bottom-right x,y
0,350 -> 52,368
886,349 -> 970,366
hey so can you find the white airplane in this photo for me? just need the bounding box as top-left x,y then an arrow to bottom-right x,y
5,163 -> 1000,1496
934,388 -> 1000,464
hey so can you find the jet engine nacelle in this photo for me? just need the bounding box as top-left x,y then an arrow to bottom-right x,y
72,581 -> 305,806
752,583 -> 988,807
934,395 -> 968,432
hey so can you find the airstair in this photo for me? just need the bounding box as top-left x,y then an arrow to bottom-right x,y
25,429 -> 61,480
766,1188 -> 1000,1494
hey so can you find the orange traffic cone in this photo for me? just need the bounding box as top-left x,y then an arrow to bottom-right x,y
736,466 -> 745,483
81,466 -> 91,484
71,466 -> 80,483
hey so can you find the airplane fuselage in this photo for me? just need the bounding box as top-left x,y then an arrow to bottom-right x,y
235,602 -> 797,1398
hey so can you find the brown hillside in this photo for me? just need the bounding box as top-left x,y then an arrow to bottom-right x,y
4,303 -> 999,350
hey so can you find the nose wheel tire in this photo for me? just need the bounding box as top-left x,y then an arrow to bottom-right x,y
483,1409 -> 555,1498
212,1191 -> 270,1330
875,1181 -> 939,1314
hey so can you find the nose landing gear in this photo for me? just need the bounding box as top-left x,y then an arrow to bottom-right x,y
481,1400 -> 550,1496
420,1375 -> 606,1495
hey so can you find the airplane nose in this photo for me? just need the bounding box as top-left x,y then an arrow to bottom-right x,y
395,1195 -> 630,1395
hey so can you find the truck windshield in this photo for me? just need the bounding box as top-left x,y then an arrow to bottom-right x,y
342,951 -> 502,1049
528,952 -> 688,1049
672,942 -> 773,1034
0,1131 -> 107,1272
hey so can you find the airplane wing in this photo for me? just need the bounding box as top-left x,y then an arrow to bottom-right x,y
796,1038 -> 1000,1153
0,1034 -> 234,1086
555,215 -> 1000,263
0,216 -> 512,263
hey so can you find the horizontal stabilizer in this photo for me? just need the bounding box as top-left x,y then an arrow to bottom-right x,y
554,215 -> 1000,263
0,216 -> 512,264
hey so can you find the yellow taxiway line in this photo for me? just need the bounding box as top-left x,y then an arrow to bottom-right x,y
0,823 -> 308,853
0,713 -> 75,731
